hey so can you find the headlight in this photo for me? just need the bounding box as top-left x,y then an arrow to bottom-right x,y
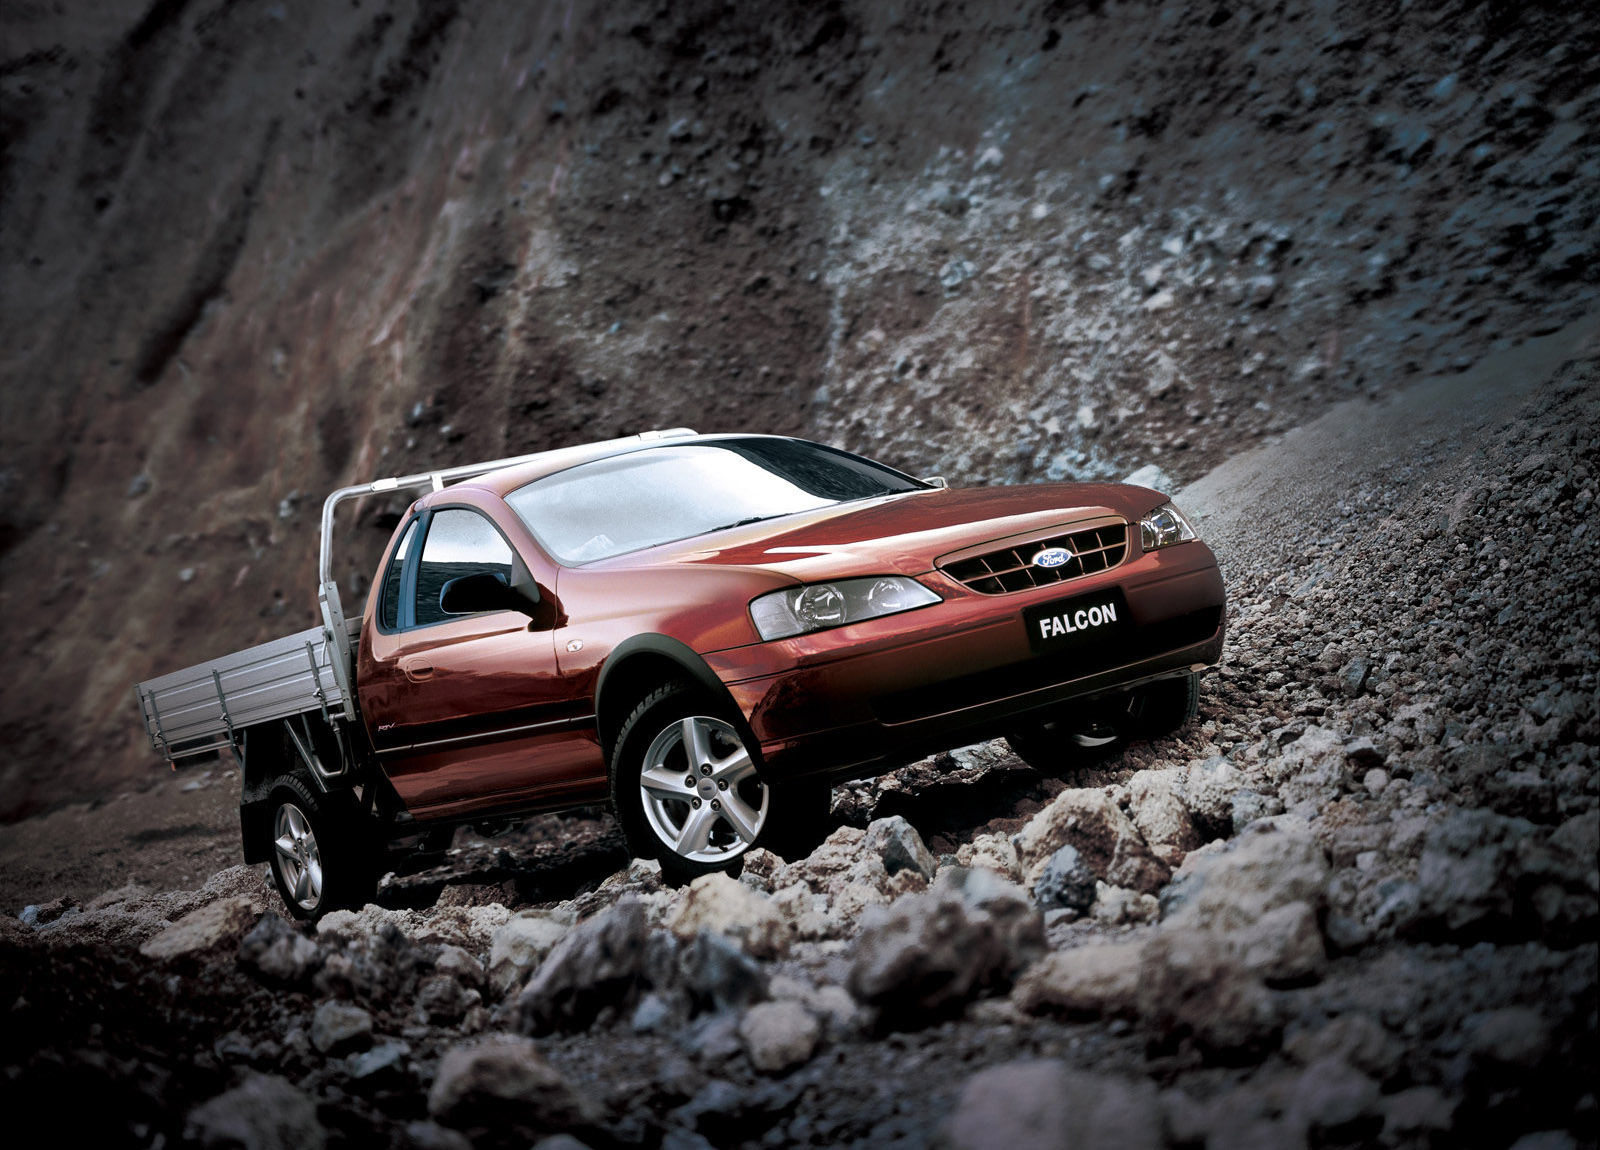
1139,501 -> 1198,551
750,576 -> 942,640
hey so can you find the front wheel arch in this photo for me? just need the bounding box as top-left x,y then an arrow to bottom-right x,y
594,634 -> 758,764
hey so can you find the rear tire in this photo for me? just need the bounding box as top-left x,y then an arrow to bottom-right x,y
263,775 -> 378,921
609,681 -> 828,882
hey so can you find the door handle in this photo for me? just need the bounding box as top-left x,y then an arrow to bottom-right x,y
400,657 -> 434,683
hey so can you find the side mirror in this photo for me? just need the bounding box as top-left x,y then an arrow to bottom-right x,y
439,571 -> 540,617
923,475 -> 949,489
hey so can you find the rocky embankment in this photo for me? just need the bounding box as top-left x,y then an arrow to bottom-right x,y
3,335 -> 1597,1146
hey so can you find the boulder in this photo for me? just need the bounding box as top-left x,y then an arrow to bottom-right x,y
936,1060 -> 1162,1150
489,910 -> 576,995
768,882 -> 836,941
1228,900 -> 1326,986
1162,820 -> 1330,932
738,1000 -> 821,1073
1137,928 -> 1281,1060
1230,790 -> 1286,833
1184,756 -> 1243,837
184,1073 -> 327,1150
140,896 -> 262,962
942,868 -> 1047,972
1127,771 -> 1201,866
668,872 -> 791,958
1284,1014 -> 1404,1084
1287,1057 -> 1382,1143
416,974 -> 481,1025
955,833 -> 1023,881
1461,1007 -> 1551,1069
864,815 -> 939,881
517,899 -> 651,1034
848,883 -> 1032,1026
1013,788 -> 1167,894
310,1000 -> 373,1055
1032,844 -> 1097,913
237,914 -> 323,985
1416,808 -> 1534,935
434,944 -> 486,990
427,1035 -> 595,1137
678,929 -> 769,1015
785,825 -> 870,893
1091,884 -> 1160,926
1011,943 -> 1144,1019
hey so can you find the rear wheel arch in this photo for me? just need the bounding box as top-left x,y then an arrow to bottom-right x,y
595,635 -> 756,765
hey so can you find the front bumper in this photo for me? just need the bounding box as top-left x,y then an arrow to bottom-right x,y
703,539 -> 1226,783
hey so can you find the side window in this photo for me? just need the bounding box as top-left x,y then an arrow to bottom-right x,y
413,509 -> 514,627
378,520 -> 417,631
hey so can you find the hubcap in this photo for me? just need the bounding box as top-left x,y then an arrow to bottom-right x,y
272,801 -> 324,911
638,715 -> 769,863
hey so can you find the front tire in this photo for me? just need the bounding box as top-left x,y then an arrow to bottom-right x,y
263,775 -> 377,921
610,682 -> 826,881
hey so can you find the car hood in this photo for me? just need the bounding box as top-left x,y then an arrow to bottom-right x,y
587,483 -> 1168,583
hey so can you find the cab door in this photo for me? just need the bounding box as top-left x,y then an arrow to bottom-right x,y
359,503 -> 601,817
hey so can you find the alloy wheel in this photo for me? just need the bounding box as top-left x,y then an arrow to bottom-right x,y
272,801 -> 324,912
638,714 -> 769,863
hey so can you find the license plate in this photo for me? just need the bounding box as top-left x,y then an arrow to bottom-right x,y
1023,587 -> 1130,655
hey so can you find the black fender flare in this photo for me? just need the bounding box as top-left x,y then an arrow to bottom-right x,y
594,633 -> 761,767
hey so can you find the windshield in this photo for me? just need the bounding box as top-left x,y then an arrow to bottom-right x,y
505,438 -> 926,563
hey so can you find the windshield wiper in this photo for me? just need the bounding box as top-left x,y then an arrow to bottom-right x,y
705,514 -> 784,533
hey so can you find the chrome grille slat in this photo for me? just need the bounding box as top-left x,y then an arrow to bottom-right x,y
941,523 -> 1129,594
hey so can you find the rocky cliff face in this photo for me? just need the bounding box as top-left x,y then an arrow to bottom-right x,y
2,0 -> 1597,817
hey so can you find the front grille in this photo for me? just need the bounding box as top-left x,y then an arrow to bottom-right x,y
940,523 -> 1128,594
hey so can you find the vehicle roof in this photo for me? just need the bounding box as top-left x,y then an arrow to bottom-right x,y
449,432 -> 806,499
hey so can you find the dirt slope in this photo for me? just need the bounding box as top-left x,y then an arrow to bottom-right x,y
3,0 -> 1599,818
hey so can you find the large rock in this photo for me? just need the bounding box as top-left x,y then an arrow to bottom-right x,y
1162,820 -> 1330,931
1287,1057 -> 1383,1143
954,833 -> 1023,881
1032,844 -> 1097,913
1011,942 -> 1143,1019
1184,755 -> 1243,837
1126,770 -> 1202,866
517,899 -> 651,1033
185,1073 -> 327,1150
863,815 -> 939,881
738,999 -> 821,1073
936,1060 -> 1162,1150
1416,808 -> 1533,935
237,914 -> 323,985
1137,928 -> 1282,1060
1227,900 -> 1326,986
782,825 -> 871,893
416,974 -> 481,1025
427,1035 -> 595,1137
311,1000 -> 374,1054
489,910 -> 577,995
848,880 -> 1038,1027
668,872 -> 791,958
139,896 -> 262,962
942,867 -> 1047,972
678,929 -> 770,1014
1013,788 -> 1168,894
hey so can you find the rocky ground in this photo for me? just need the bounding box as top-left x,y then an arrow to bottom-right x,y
2,316 -> 1594,1148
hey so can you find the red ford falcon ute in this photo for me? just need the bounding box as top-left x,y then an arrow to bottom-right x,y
138,430 -> 1225,916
